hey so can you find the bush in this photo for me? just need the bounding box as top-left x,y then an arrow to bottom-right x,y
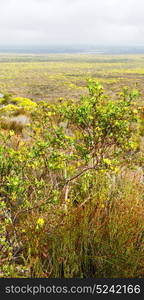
0,80 -> 143,278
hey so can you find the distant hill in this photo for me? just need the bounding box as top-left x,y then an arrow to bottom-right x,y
0,45 -> 144,55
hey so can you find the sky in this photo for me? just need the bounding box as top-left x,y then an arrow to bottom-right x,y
0,0 -> 144,49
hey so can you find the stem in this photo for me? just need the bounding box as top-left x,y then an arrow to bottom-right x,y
66,165 -> 99,184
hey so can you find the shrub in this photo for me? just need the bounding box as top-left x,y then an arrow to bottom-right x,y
0,80 -> 143,278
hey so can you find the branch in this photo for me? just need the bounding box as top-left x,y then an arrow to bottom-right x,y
65,165 -> 99,184
13,166 -> 99,220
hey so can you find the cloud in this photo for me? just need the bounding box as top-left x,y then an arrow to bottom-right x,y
0,0 -> 144,47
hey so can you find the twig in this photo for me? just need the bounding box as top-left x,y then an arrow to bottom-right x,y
65,165 -> 99,184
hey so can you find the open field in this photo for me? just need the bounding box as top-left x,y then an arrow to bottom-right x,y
0,54 -> 144,104
0,54 -> 144,278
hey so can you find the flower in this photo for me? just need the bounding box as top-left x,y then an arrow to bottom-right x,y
37,217 -> 45,227
9,130 -> 15,137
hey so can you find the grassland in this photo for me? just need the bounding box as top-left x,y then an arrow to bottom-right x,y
0,54 -> 144,104
0,53 -> 144,278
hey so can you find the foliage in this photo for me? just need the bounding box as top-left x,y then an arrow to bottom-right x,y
0,80 -> 144,278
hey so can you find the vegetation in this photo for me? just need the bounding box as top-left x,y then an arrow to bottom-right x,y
0,53 -> 144,104
0,54 -> 144,278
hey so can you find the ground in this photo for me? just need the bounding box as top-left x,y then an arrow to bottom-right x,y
0,54 -> 144,105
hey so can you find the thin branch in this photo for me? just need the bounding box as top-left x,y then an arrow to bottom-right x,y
12,165 -> 99,221
65,165 -> 99,184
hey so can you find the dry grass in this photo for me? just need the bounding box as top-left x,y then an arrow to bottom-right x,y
7,170 -> 143,278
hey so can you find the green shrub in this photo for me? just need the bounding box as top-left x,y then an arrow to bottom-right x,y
0,80 -> 143,278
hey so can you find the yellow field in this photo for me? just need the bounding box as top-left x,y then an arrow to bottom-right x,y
0,54 -> 144,104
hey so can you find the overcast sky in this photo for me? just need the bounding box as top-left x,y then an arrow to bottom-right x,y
0,0 -> 144,48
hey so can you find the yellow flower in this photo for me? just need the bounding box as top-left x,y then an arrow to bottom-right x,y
9,130 -> 15,137
47,112 -> 52,116
37,217 -> 45,227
